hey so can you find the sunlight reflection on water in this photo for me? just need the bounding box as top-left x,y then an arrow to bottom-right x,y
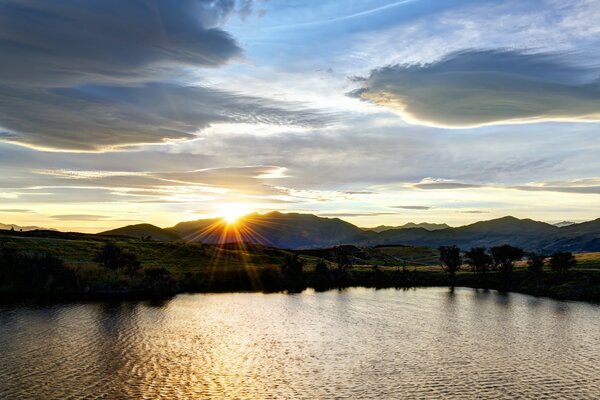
1,287 -> 599,399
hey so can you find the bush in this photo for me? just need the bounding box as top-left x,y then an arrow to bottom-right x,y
0,247 -> 75,294
94,242 -> 141,275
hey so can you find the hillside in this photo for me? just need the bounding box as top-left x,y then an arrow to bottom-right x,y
363,222 -> 450,232
100,223 -> 181,242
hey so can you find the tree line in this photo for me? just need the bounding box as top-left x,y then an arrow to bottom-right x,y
439,244 -> 577,284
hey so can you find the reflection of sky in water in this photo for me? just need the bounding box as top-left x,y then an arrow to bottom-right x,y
1,287 -> 599,398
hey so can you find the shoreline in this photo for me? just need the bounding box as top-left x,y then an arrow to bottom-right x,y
2,269 -> 599,304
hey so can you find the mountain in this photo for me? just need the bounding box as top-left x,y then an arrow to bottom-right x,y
168,211 -> 367,249
101,213 -> 600,252
100,223 -> 181,242
370,216 -> 559,250
0,222 -> 54,232
363,222 -> 450,232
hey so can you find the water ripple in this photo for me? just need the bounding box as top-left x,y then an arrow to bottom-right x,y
1,288 -> 600,399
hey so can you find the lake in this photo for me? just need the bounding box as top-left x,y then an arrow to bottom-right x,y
1,287 -> 599,399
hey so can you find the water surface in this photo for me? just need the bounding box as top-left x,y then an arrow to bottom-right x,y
1,287 -> 599,399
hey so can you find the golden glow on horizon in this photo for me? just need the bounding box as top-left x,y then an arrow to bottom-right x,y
217,204 -> 251,225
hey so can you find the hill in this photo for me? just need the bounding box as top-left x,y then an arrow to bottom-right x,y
100,223 -> 180,242
362,222 -> 450,232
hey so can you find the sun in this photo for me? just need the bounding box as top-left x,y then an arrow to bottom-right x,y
217,204 -> 251,225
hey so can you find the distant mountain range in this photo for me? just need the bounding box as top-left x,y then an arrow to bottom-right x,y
94,212 -> 600,252
362,222 -> 450,232
0,223 -> 54,232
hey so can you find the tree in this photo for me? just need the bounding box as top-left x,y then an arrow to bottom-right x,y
333,246 -> 353,271
526,252 -> 545,275
464,247 -> 492,274
549,251 -> 576,274
94,242 -> 141,275
439,245 -> 461,285
490,245 -> 524,277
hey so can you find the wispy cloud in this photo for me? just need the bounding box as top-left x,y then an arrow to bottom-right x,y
51,214 -> 111,221
392,205 -> 432,210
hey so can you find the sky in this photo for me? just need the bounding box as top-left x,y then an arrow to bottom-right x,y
1,0 -> 600,232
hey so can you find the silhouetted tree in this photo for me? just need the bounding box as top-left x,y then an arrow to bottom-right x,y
333,246 -> 352,271
464,247 -> 492,274
549,251 -> 576,275
527,252 -> 546,275
439,245 -> 461,285
94,242 -> 141,275
490,245 -> 524,277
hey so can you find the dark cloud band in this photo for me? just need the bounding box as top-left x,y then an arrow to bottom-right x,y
351,50 -> 600,128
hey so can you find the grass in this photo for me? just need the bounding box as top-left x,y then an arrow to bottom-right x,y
1,231 -> 600,302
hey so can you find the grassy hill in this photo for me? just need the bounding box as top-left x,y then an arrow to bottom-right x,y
100,223 -> 181,242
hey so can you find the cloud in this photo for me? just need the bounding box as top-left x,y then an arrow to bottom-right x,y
51,214 -> 111,221
0,0 -> 325,151
0,83 -> 325,151
31,166 -> 291,202
0,0 -> 248,86
459,210 -> 489,214
0,209 -> 34,213
412,178 -> 482,190
317,212 -> 397,217
411,177 -> 600,195
392,205 -> 431,210
351,49 -> 600,128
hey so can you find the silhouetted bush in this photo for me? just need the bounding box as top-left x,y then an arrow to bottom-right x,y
0,247 -> 75,294
314,259 -> 329,275
95,242 -> 141,275
280,253 -> 304,274
141,267 -> 177,295
259,268 -> 284,291
549,251 -> 576,274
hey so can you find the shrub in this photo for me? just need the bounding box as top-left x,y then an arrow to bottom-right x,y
94,242 -> 141,275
